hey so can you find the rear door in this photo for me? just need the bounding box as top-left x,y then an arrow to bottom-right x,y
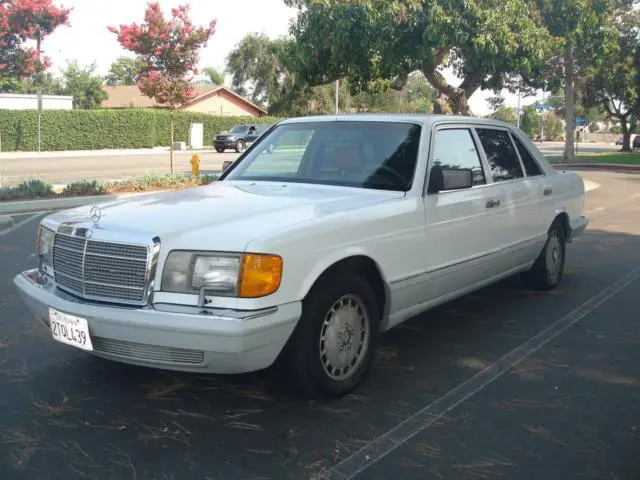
474,127 -> 542,268
509,132 -> 552,238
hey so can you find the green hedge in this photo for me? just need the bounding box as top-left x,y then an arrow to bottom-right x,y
0,109 -> 283,152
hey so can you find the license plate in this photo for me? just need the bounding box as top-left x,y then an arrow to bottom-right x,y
49,308 -> 94,351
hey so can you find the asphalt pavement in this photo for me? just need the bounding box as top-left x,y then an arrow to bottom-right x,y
0,142 -> 619,187
0,150 -> 238,186
0,170 -> 639,480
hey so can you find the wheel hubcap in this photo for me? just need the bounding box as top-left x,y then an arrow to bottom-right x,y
319,294 -> 370,382
545,231 -> 563,281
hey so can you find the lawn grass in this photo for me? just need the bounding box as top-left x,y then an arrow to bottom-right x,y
546,151 -> 640,165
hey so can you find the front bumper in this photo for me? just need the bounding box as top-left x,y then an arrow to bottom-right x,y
14,270 -> 301,374
214,140 -> 237,149
568,215 -> 589,242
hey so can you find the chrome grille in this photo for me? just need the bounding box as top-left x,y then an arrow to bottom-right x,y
53,234 -> 150,305
92,337 -> 205,365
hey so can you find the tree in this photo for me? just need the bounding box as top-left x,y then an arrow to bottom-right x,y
351,73 -> 438,113
531,0 -> 619,159
583,4 -> 639,151
225,33 -> 350,115
109,3 -> 216,172
519,104 -> 541,138
226,33 -> 292,108
105,56 -> 143,86
285,0 -> 551,115
0,0 -> 71,83
201,66 -> 223,85
487,94 -> 506,112
489,106 -> 518,125
60,61 -> 107,109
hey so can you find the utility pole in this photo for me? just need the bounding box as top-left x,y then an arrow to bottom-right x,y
516,89 -> 521,128
36,30 -> 42,153
335,79 -> 339,114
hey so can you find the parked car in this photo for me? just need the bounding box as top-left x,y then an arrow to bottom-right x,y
214,124 -> 272,153
14,115 -> 588,399
633,135 -> 640,149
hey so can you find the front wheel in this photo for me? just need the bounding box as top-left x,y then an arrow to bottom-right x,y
282,273 -> 380,399
215,147 -> 225,153
522,222 -> 566,291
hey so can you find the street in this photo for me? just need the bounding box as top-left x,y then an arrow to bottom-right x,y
0,150 -> 238,187
0,141 -> 620,187
0,169 -> 639,479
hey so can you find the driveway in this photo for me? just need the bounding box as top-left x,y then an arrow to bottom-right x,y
0,170 -> 639,480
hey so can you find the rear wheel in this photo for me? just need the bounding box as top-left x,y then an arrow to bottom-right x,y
522,221 -> 566,291
282,273 -> 380,399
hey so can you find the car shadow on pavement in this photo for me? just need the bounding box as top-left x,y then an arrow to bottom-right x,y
1,229 -> 639,480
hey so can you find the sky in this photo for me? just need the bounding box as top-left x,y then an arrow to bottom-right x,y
42,0 -> 543,116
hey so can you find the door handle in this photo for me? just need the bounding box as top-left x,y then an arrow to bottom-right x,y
485,199 -> 501,208
543,187 -> 553,196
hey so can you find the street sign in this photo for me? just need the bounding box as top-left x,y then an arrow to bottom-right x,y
535,103 -> 550,113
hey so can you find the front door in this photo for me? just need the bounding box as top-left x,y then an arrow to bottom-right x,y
422,126 -> 502,301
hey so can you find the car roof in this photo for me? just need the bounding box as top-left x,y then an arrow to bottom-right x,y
277,113 -> 518,131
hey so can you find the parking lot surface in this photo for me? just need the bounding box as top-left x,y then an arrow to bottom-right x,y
0,170 -> 639,480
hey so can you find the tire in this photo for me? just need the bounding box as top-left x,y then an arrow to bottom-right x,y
215,147 -> 225,153
235,140 -> 246,153
282,273 -> 381,399
522,221 -> 566,291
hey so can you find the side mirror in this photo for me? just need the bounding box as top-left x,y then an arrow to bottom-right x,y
428,166 -> 473,193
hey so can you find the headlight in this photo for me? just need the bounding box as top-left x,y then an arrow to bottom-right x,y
161,252 -> 283,298
36,225 -> 55,277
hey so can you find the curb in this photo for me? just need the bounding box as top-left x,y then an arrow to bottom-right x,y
0,191 -> 157,216
0,215 -> 15,227
553,163 -> 640,172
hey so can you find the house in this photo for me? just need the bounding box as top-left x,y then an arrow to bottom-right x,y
101,85 -> 267,117
0,93 -> 73,110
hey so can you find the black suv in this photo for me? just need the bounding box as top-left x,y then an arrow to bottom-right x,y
214,124 -> 271,153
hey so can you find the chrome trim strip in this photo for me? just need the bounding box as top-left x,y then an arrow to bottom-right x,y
389,234 -> 546,285
82,280 -> 145,291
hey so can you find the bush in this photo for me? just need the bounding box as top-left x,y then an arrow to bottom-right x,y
0,109 -> 283,152
106,173 -> 217,192
0,174 -> 217,201
609,126 -> 622,134
0,180 -> 55,201
62,180 -> 107,197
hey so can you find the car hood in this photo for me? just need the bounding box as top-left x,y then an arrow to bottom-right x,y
44,181 -> 404,248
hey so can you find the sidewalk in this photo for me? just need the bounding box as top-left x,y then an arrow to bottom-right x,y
0,146 -> 214,160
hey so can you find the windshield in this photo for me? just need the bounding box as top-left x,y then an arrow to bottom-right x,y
230,125 -> 249,133
222,121 -> 422,192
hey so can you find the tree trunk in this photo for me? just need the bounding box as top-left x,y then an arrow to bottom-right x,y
563,41 -> 575,161
620,122 -> 631,152
169,110 -> 174,174
422,69 -> 477,115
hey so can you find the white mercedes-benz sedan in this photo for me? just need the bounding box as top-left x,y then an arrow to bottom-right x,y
14,114 -> 588,398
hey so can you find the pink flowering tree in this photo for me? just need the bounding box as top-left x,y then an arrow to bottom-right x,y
109,3 -> 216,172
0,0 -> 71,86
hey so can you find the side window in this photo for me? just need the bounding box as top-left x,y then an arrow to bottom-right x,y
475,128 -> 524,182
511,134 -> 543,177
431,129 -> 486,188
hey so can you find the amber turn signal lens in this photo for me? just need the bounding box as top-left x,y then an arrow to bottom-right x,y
238,254 -> 283,298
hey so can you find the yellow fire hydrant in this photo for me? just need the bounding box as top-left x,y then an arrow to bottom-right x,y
190,153 -> 200,176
